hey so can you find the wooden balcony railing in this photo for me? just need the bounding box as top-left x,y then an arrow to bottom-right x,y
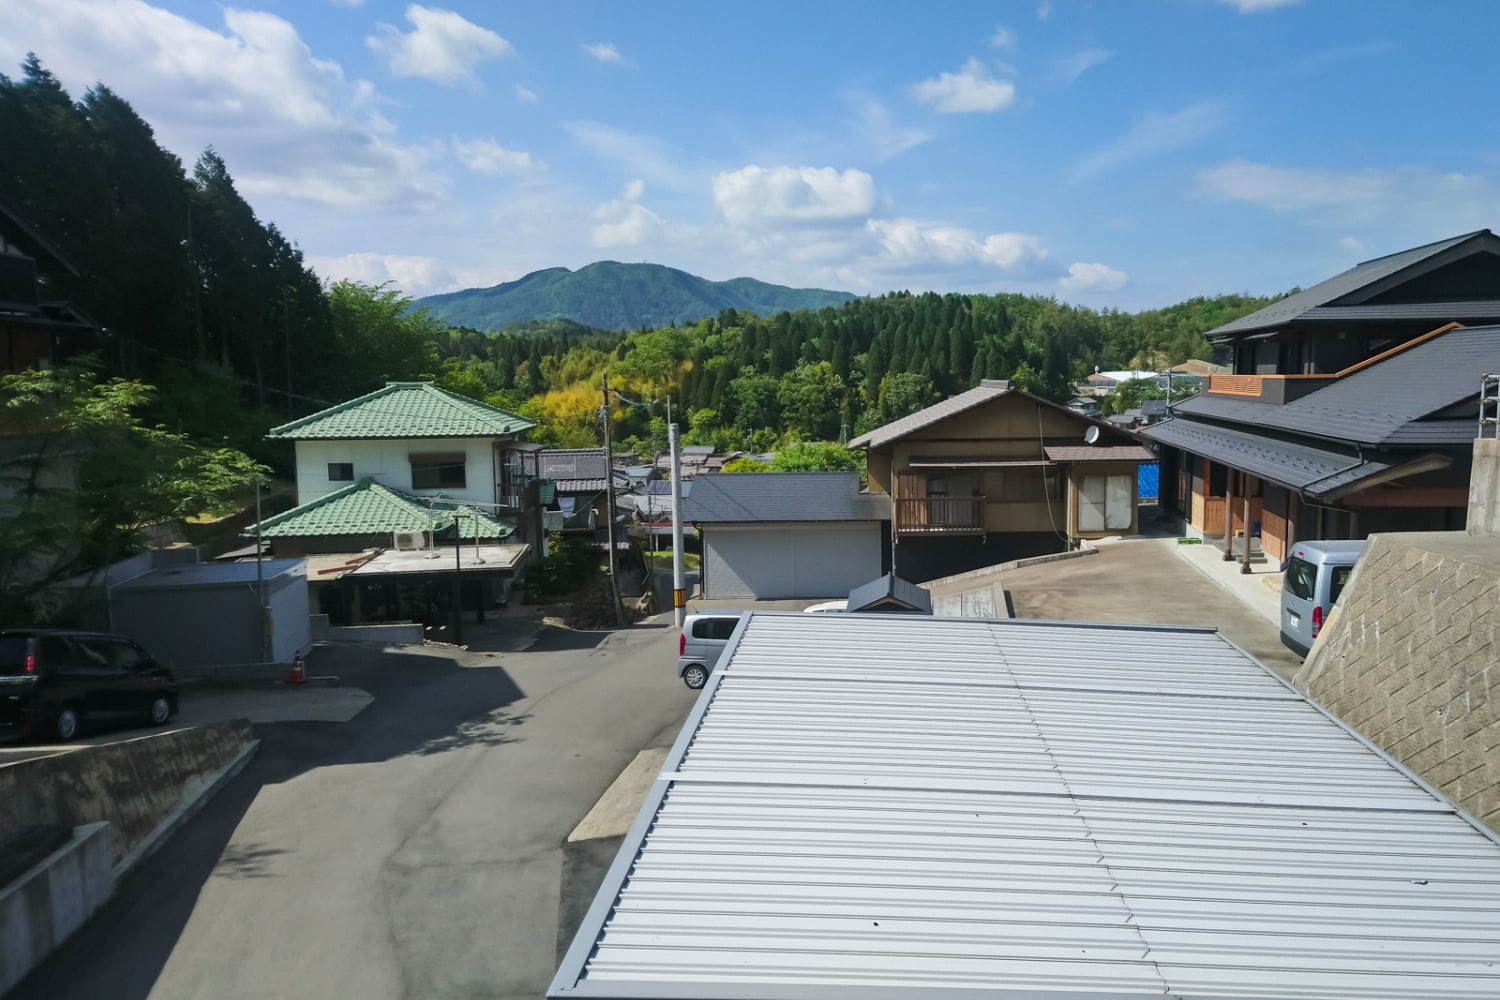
895,496 -> 985,536
1208,374 -> 1263,397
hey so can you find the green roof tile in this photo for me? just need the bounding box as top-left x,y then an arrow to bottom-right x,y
246,478 -> 514,540
267,382 -> 535,440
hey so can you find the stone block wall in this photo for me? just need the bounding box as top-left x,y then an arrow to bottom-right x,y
1296,530 -> 1500,833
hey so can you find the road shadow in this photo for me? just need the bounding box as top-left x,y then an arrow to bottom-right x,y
525,625 -> 614,653
7,645 -> 526,1000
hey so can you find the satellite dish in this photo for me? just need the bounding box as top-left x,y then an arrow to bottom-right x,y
1083,426 -> 1101,445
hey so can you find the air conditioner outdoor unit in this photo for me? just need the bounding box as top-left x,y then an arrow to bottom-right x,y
393,530 -> 429,551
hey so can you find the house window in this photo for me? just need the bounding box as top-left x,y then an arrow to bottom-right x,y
1077,474 -> 1134,532
328,462 -> 354,482
410,452 -> 467,490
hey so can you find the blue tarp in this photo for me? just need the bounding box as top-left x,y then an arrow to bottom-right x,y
1138,462 -> 1160,502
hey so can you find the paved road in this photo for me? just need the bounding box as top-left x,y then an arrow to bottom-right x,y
1003,538 -> 1305,679
11,623 -> 696,1000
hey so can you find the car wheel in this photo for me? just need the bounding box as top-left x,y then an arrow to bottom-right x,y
682,664 -> 709,690
54,707 -> 81,742
147,694 -> 172,726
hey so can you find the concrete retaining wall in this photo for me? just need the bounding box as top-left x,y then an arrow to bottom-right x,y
0,720 -> 255,867
1469,437 -> 1500,536
309,614 -> 425,644
1296,530 -> 1500,833
0,822 -> 114,995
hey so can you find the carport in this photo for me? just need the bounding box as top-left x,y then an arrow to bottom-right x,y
683,472 -> 890,599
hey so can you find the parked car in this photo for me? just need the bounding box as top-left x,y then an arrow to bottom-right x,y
1281,540 -> 1365,657
677,612 -> 743,689
0,630 -> 178,742
802,600 -> 847,614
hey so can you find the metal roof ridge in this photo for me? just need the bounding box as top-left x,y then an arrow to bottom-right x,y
1352,228 -> 1489,268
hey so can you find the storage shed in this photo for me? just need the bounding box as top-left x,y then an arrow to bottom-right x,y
553,612 -> 1500,1000
684,472 -> 890,599
110,559 -> 310,669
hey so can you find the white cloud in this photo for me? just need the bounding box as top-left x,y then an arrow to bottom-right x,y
1058,261 -> 1127,293
1053,48 -> 1114,84
1296,41 -> 1394,74
583,41 -> 625,64
713,166 -> 876,227
591,179 -> 664,247
514,82 -> 539,103
852,96 -> 933,161
1196,159 -> 1500,232
1220,0 -> 1299,11
910,58 -> 1016,114
329,0 -> 364,7
990,25 -> 1016,50
0,0 -> 442,211
1037,0 -> 1052,20
867,219 -> 1050,273
1072,101 -> 1226,179
452,136 -> 540,175
566,121 -> 698,190
308,252 -> 464,297
1337,236 -> 1366,255
366,5 -> 512,88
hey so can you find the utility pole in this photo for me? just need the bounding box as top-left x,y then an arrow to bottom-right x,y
452,514 -> 464,647
601,372 -> 626,624
669,420 -> 686,628
254,477 -> 270,663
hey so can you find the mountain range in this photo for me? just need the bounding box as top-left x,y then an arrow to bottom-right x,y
414,261 -> 858,332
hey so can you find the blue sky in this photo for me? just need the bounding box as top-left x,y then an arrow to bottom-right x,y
3,0 -> 1499,308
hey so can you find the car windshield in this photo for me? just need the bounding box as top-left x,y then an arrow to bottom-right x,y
0,637 -> 31,676
1285,557 -> 1317,601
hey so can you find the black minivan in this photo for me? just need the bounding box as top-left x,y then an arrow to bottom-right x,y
0,631 -> 178,742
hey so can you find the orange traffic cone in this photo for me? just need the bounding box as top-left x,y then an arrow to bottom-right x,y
286,655 -> 306,686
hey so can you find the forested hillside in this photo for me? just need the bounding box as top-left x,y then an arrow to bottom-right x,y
431,289 -> 1278,456
415,261 -> 858,332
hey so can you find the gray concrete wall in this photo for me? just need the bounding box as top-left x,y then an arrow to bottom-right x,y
269,568 -> 311,661
0,822 -> 114,995
0,720 -> 254,866
1469,437 -> 1500,535
112,585 -> 260,670
1296,531 -> 1500,833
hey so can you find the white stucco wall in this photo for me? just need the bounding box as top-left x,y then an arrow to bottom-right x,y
293,438 -> 498,505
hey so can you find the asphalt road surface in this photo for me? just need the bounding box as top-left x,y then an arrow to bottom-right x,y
10,621 -> 696,1000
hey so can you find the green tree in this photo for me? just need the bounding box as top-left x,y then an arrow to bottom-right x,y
769,441 -> 862,474
0,365 -> 265,623
776,361 -> 844,440
729,367 -> 780,433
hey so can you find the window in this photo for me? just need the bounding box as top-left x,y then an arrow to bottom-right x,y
692,617 -> 740,641
109,640 -> 152,671
1330,565 -> 1353,605
1077,474 -> 1134,532
328,462 -> 354,482
410,453 -> 467,490
1285,557 -> 1317,600
0,637 -> 29,676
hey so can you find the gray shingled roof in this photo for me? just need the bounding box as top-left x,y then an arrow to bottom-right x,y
1142,418 -> 1447,498
848,380 -> 1010,449
846,573 -> 932,614
682,472 -> 890,523
540,448 -> 609,492
1043,444 -> 1155,463
1299,300 -> 1500,323
1207,231 -> 1497,338
1172,324 -> 1495,446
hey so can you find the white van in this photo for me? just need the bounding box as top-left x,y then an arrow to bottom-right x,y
1281,540 -> 1364,656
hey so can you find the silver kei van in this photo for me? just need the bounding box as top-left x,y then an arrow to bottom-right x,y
1281,540 -> 1365,657
676,612 -> 744,689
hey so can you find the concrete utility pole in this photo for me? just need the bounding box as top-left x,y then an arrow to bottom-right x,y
254,477 -> 271,663
601,372 -> 626,625
669,421 -> 686,628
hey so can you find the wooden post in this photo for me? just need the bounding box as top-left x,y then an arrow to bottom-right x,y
1241,484 -> 1253,574
1223,467 -> 1237,560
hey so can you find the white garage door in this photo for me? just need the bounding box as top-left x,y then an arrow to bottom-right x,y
703,522 -> 882,599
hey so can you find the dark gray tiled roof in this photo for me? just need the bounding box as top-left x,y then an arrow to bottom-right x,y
1173,324 -> 1496,446
1207,231 -> 1497,338
553,478 -> 606,492
846,573 -> 932,614
1043,444 -> 1155,463
1299,300 -> 1500,322
682,472 -> 890,523
1142,418 -> 1429,498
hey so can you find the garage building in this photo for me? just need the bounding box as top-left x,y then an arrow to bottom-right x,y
683,472 -> 890,600
553,612 -> 1500,1000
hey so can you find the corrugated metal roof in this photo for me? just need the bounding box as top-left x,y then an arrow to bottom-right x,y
552,613 -> 1500,1000
1173,324 -> 1498,447
682,472 -> 890,523
266,382 -> 534,440
1207,230 -> 1498,338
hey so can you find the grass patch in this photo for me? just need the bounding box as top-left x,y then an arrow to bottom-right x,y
643,549 -> 701,571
